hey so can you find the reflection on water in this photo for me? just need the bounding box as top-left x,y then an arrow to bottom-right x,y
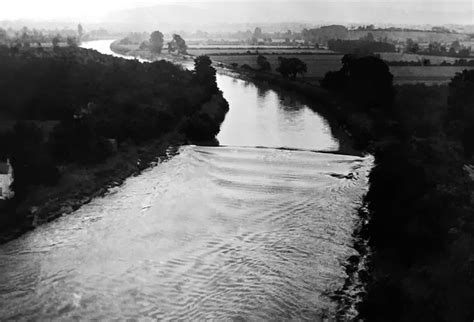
0,146 -> 371,320
217,75 -> 338,151
0,40 -> 368,320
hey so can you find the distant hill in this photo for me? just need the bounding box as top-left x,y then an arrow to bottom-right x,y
104,3 -> 329,32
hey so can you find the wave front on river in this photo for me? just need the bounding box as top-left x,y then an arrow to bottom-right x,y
0,146 -> 370,320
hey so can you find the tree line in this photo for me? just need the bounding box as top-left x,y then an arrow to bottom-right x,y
0,46 -> 224,205
320,54 -> 474,320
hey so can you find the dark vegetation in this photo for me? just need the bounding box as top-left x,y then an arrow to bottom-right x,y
223,48 -> 474,320
0,25 -> 84,48
406,39 -> 472,58
168,34 -> 188,55
320,55 -> 474,320
388,58 -> 474,66
149,30 -> 164,53
0,46 -> 228,238
256,54 -> 271,71
275,56 -> 307,78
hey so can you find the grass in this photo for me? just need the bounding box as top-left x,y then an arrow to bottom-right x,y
209,53 -> 474,84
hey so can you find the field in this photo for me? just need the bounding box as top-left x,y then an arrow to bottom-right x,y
378,52 -> 474,64
390,66 -> 474,84
209,54 -> 343,78
209,53 -> 474,84
187,47 -> 333,56
109,42 -> 474,85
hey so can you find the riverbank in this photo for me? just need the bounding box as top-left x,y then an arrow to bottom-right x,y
230,61 -> 474,320
216,66 -> 368,155
0,45 -> 229,244
110,40 -> 194,65
0,132 -> 183,244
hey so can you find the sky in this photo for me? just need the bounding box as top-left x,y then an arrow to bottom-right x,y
0,0 -> 473,25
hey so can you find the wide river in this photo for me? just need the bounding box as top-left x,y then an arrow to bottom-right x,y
0,40 -> 371,320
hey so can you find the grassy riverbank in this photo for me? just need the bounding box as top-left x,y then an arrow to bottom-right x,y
226,57 -> 474,320
0,45 -> 229,244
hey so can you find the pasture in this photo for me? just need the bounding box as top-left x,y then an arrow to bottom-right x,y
209,54 -> 343,79
209,53 -> 474,84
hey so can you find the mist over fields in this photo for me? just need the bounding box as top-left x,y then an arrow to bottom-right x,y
1,1 -> 473,33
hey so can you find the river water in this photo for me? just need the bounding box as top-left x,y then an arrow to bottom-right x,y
0,40 -> 371,320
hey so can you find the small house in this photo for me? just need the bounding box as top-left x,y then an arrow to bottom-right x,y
0,159 -> 14,200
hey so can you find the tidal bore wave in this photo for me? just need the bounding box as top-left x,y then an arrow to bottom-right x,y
0,146 -> 371,320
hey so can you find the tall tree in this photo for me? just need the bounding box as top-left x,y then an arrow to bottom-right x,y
168,34 -> 187,55
256,55 -> 271,71
276,57 -> 307,79
149,30 -> 164,54
194,55 -> 218,95
0,28 -> 7,45
253,27 -> 262,38
52,34 -> 61,48
77,24 -> 84,43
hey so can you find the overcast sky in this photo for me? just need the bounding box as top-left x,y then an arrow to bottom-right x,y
1,0 -> 473,25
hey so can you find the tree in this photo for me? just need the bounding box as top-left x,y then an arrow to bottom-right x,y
77,24 -> 83,43
149,30 -> 164,54
256,55 -> 271,71
447,70 -> 474,156
194,55 -> 218,95
0,28 -> 7,45
406,38 -> 419,54
321,55 -> 394,111
52,34 -> 61,48
276,57 -> 307,78
363,32 -> 375,42
168,34 -> 187,55
253,27 -> 262,39
139,41 -> 149,50
451,40 -> 461,51
459,48 -> 471,57
66,36 -> 78,47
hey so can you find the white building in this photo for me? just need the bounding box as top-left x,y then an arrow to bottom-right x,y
0,159 -> 14,200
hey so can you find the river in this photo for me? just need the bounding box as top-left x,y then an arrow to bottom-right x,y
0,40 -> 371,320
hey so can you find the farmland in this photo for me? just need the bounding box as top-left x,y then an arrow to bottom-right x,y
378,52 -> 474,64
108,41 -> 474,84
208,52 -> 474,84
187,47 -> 332,56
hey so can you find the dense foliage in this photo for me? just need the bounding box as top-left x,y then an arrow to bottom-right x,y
276,57 -> 307,78
149,30 -> 164,54
0,47 -> 226,203
168,34 -> 188,55
323,55 -> 474,320
256,55 -> 271,71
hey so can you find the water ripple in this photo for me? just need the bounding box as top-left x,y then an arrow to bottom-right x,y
0,146 -> 372,320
